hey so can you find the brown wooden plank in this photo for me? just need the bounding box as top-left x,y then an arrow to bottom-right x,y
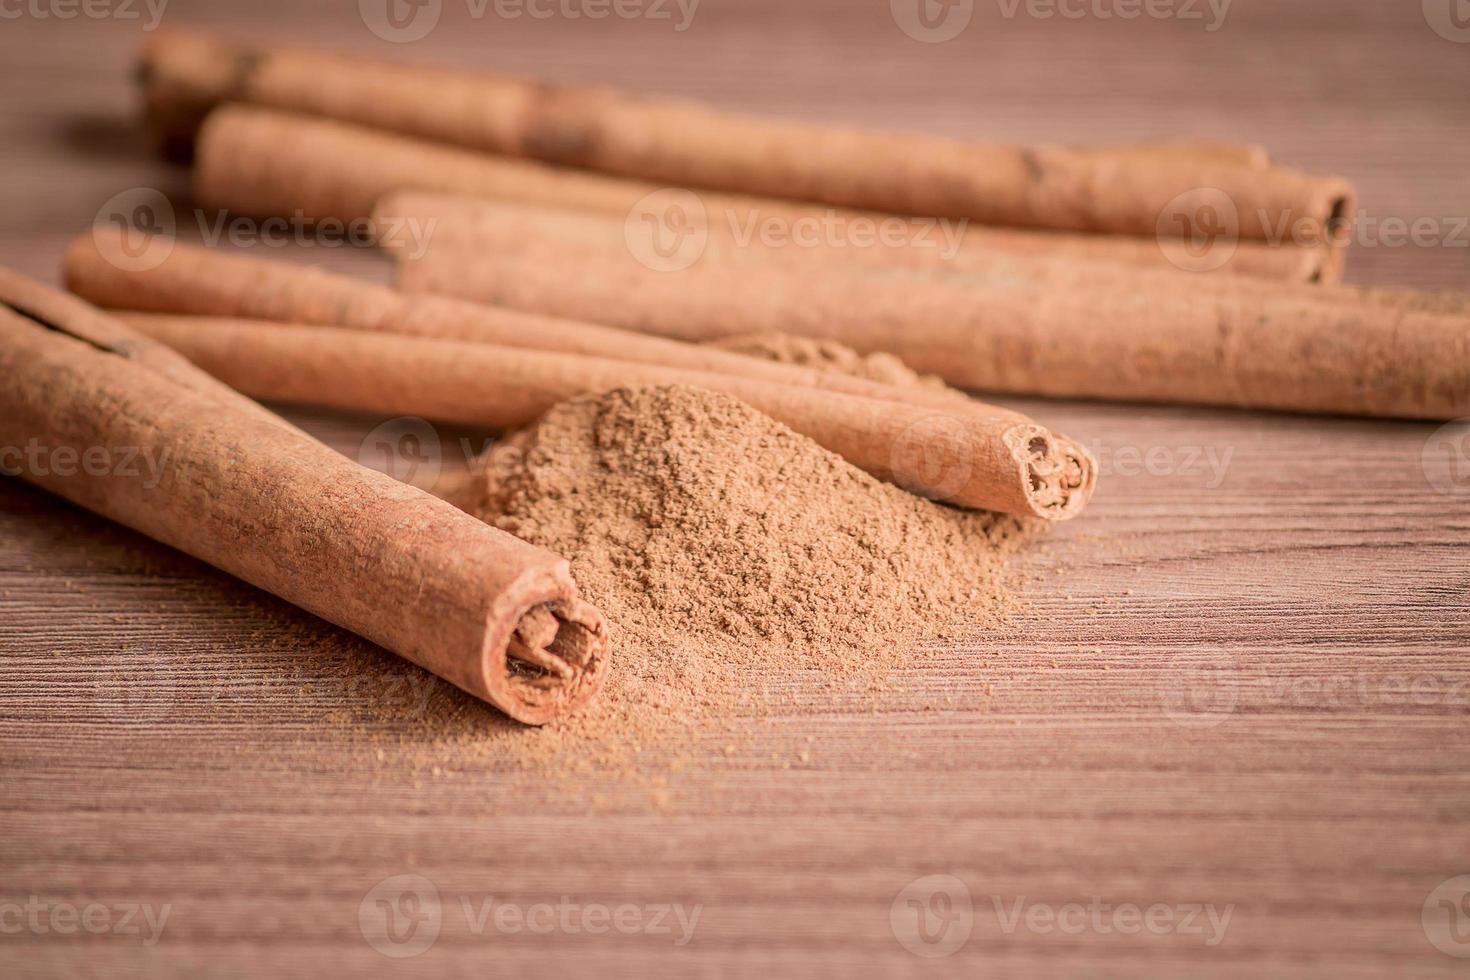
1,1 -> 1468,976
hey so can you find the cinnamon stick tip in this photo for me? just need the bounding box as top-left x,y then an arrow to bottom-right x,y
136,28 -> 256,154
488,595 -> 611,726
1007,426 -> 1097,522
61,233 -> 115,300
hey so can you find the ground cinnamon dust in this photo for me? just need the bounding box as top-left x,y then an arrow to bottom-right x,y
708,332 -> 954,393
445,364 -> 1042,766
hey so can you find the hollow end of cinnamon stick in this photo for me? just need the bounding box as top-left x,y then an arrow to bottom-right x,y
1012,426 -> 1096,521
884,410 -> 1094,520
492,593 -> 609,725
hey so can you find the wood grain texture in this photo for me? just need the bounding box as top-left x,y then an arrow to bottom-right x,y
1,1 -> 1468,977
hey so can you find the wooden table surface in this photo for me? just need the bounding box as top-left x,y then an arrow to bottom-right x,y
2,1 -> 1468,977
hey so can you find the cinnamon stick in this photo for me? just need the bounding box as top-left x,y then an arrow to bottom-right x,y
143,30 -> 1266,170
195,105 -> 1333,284
1083,138 -> 1269,170
0,265 -> 288,429
115,313 -> 1094,520
387,216 -> 1470,421
143,30 -> 1352,241
398,194 -> 1457,322
373,192 -> 1338,307
67,229 -> 1018,421
0,268 -> 608,725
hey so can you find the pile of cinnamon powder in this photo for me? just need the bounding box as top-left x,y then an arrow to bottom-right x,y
449,381 -> 1039,757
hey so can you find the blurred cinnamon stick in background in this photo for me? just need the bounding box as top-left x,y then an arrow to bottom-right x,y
377,201 -> 1468,420
139,30 -> 1354,246
372,190 -> 1339,296
189,104 -> 1336,283
0,267 -> 609,725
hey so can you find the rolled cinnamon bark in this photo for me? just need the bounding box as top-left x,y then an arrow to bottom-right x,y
373,193 -> 1337,306
116,314 -> 1093,520
66,229 -> 989,419
1084,138 -> 1269,170
956,226 -> 1337,284
142,31 -> 1266,171
195,105 -> 1333,283
143,30 -> 1351,240
0,265 -> 287,429
0,269 -> 608,725
366,194 -> 1415,324
389,219 -> 1470,421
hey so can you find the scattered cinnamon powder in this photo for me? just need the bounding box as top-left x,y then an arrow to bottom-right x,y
709,332 -> 955,392
446,383 -> 1041,766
